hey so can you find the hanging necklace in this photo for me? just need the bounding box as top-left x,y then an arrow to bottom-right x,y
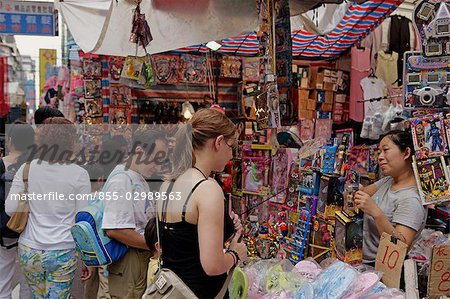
193,166 -> 208,179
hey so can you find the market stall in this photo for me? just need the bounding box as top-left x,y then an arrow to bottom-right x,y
54,0 -> 450,298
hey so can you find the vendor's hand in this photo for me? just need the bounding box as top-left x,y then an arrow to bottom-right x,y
230,211 -> 243,236
81,265 -> 94,281
354,190 -> 381,218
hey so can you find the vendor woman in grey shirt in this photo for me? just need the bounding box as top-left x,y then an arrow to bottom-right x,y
354,130 -> 427,264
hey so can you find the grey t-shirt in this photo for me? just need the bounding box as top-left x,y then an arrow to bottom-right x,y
363,177 -> 427,263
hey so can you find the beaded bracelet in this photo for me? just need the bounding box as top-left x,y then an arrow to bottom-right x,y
226,249 -> 240,266
227,251 -> 237,266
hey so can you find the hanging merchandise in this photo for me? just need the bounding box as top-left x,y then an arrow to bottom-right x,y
375,50 -> 399,87
347,145 -> 379,180
121,56 -> 144,81
85,98 -> 102,118
269,85 -> 282,129
410,113 -> 448,159
220,56 -> 242,79
314,119 -> 332,142
360,73 -> 387,140
299,118 -> 315,142
110,85 -> 132,107
349,47 -> 371,122
274,0 -> 293,89
388,15 -> 412,85
83,79 -> 102,99
285,157 -> 300,209
413,156 -> 450,205
242,144 -> 272,195
271,148 -> 298,205
109,56 -> 125,83
129,1 -> 153,48
179,54 -> 207,85
242,57 -> 260,82
414,1 -> 450,58
109,107 -> 129,125
255,89 -> 270,130
82,59 -> 102,78
140,54 -> 155,87
70,69 -> 84,98
151,54 -> 179,85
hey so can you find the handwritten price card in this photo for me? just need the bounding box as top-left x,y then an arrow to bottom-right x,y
428,243 -> 450,298
375,233 -> 407,288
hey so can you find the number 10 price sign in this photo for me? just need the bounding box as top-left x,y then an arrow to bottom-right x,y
375,232 -> 408,289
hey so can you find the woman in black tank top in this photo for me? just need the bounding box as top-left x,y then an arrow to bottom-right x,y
158,108 -> 248,298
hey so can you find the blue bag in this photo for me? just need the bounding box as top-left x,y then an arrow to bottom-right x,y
71,171 -> 133,266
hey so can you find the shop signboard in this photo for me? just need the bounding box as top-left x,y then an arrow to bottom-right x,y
0,1 -> 57,36
39,49 -> 56,96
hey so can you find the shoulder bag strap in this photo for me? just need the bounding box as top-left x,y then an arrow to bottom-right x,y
22,163 -> 31,194
156,181 -> 175,269
161,181 -> 175,224
215,267 -> 235,299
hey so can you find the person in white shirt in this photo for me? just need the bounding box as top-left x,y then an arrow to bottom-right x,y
0,121 -> 34,299
5,117 -> 92,299
102,128 -> 168,299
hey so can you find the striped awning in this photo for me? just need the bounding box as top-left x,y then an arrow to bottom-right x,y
175,0 -> 403,59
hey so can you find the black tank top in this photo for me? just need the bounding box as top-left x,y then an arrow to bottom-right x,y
159,178 -> 235,299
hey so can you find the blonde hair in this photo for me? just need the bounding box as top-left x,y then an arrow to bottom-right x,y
167,108 -> 236,180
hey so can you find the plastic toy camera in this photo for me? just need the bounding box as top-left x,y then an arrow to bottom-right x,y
413,86 -> 445,107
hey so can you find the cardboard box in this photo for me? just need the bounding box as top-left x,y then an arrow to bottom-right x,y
334,210 -> 363,264
324,81 -> 338,92
299,89 -> 309,100
323,69 -> 332,77
325,92 -> 334,104
323,76 -> 333,83
300,78 -> 309,89
298,109 -> 314,119
335,94 -> 346,103
307,99 -> 317,110
299,99 -> 308,110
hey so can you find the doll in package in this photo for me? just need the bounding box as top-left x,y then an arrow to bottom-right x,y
411,114 -> 448,159
413,156 -> 450,205
271,148 -> 298,204
242,145 -> 271,195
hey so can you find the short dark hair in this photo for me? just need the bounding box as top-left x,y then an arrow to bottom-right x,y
130,128 -> 166,156
380,130 -> 415,155
144,217 -> 157,254
6,121 -> 35,152
34,107 -> 64,125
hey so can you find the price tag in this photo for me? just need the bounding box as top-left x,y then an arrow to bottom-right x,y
375,232 -> 408,288
428,244 -> 450,298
